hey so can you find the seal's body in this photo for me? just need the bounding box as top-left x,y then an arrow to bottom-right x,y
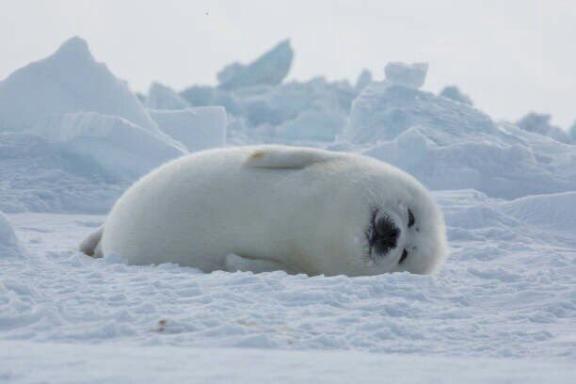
81,146 -> 447,276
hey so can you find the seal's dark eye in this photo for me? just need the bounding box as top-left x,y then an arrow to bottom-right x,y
399,249 -> 408,264
408,209 -> 415,228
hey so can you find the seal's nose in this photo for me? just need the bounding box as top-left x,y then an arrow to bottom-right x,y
372,216 -> 400,254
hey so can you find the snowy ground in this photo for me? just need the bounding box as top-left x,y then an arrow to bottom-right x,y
1,36 -> 575,383
1,190 -> 575,383
2,341 -> 574,384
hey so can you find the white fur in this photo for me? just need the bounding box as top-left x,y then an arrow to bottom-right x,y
84,145 -> 448,276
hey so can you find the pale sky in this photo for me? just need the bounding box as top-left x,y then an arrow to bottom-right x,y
1,0 -> 574,128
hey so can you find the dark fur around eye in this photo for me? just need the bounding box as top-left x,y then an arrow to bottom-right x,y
408,209 -> 415,228
399,249 -> 408,264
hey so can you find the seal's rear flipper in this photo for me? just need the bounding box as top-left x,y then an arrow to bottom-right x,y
224,253 -> 296,274
245,146 -> 341,170
79,227 -> 104,258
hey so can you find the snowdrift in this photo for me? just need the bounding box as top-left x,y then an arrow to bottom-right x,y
0,37 -> 158,133
0,37 -> 203,212
339,64 -> 576,199
33,112 -> 185,178
0,133 -> 128,213
181,42 -> 356,143
501,191 -> 576,232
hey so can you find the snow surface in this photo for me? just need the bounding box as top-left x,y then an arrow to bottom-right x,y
1,36 -> 575,382
0,133 -> 128,213
1,341 -> 574,384
149,107 -> 227,152
1,190 -> 575,382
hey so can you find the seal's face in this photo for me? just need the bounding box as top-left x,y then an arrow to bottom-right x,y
312,158 -> 447,277
356,180 -> 447,275
299,155 -> 447,277
365,207 -> 411,265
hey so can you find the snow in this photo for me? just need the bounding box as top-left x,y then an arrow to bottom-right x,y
146,82 -> 189,110
516,112 -> 572,144
1,189 -> 575,382
276,109 -> 345,142
1,36 -> 576,382
0,132 -> 128,213
0,38 -> 189,213
217,40 -> 293,90
0,37 -> 159,134
343,80 -> 497,143
1,341 -> 574,384
33,111 -> 186,178
439,85 -> 473,105
500,191 -> 576,232
355,69 -> 373,91
342,78 -> 576,199
178,40 -> 356,142
384,62 -> 428,89
227,77 -> 354,142
149,107 -> 227,152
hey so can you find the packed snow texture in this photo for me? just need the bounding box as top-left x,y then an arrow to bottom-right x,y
1,189 -> 575,382
1,341 -> 574,384
0,36 -> 575,382
149,107 -> 227,152
0,133 -> 128,213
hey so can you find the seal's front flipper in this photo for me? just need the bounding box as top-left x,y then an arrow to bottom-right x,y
224,253 -> 296,274
244,146 -> 341,170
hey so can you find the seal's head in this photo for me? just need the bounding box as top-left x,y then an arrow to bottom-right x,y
294,153 -> 448,276
359,174 -> 448,275
245,146 -> 448,276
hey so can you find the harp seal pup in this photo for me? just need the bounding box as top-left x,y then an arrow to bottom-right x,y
80,145 -> 448,276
